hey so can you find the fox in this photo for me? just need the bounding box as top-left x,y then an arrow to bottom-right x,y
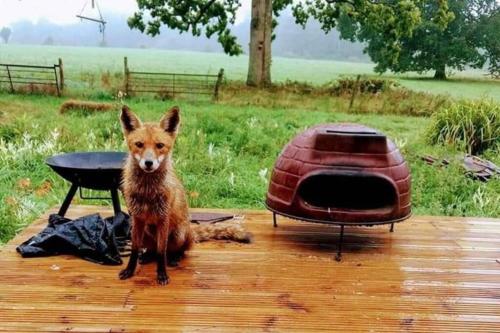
119,105 -> 251,285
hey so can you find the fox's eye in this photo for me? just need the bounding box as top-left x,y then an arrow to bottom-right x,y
156,143 -> 165,149
135,142 -> 144,148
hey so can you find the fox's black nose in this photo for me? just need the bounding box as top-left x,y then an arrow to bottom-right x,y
145,160 -> 153,168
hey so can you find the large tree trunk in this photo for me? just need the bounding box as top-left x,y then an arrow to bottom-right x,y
434,64 -> 446,80
247,0 -> 272,87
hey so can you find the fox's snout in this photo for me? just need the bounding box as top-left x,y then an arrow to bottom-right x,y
134,149 -> 164,172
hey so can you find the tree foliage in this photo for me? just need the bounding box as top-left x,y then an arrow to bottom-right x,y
0,27 -> 11,44
128,0 -> 435,64
128,0 -> 243,55
479,6 -> 500,78
338,0 -> 499,79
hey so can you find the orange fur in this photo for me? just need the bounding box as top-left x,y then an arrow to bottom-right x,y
119,105 -> 251,285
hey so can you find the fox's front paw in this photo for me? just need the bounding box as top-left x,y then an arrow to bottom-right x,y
119,268 -> 135,280
157,271 -> 170,285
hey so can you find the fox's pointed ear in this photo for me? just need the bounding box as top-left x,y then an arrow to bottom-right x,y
160,106 -> 180,134
120,105 -> 142,134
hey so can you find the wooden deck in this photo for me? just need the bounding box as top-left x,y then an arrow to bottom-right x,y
1,205 -> 499,332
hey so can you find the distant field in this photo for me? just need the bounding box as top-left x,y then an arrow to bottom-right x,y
1,44 -> 499,100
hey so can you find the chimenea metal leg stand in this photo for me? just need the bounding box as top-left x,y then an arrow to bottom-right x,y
273,212 -> 278,228
390,223 -> 394,232
335,225 -> 345,262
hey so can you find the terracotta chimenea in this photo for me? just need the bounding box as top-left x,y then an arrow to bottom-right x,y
266,123 -> 411,259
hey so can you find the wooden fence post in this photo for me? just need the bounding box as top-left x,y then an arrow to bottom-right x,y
124,57 -> 129,96
349,74 -> 361,111
172,73 -> 176,99
58,58 -> 64,92
5,65 -> 14,93
214,68 -> 224,100
53,65 -> 61,96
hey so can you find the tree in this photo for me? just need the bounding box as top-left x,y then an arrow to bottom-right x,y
42,36 -> 54,46
479,6 -> 500,78
128,0 -> 437,86
338,0 -> 499,79
0,27 -> 11,44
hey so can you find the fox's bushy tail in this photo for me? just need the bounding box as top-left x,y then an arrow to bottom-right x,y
191,222 -> 253,244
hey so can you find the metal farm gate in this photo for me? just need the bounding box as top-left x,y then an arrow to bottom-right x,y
0,59 -> 64,96
123,57 -> 224,100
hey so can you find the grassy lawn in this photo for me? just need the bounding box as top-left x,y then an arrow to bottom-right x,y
1,44 -> 499,101
0,92 -> 498,244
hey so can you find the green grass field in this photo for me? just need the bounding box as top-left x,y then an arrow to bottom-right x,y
1,44 -> 499,100
0,92 -> 498,244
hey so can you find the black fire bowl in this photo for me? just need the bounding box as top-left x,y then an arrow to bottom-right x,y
46,152 -> 127,217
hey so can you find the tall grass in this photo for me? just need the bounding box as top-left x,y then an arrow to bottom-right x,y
220,81 -> 449,117
0,128 -> 62,241
427,100 -> 500,155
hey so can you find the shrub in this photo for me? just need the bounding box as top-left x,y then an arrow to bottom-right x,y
330,77 -> 399,96
219,80 -> 447,117
100,71 -> 112,89
80,71 -> 97,90
16,83 -> 59,96
426,100 -> 500,155
156,87 -> 174,100
353,88 -> 449,117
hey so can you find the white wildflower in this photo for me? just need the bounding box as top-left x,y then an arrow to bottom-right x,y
0,129 -> 60,162
117,90 -> 126,103
51,128 -> 60,141
247,117 -> 258,128
87,130 -> 97,149
15,197 -> 37,220
259,168 -> 268,183
394,137 -> 407,149
207,142 -> 215,157
473,187 -> 490,210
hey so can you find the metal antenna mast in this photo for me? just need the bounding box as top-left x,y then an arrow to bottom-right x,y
76,0 -> 107,45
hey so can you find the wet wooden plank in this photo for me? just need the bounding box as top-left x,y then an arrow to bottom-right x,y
0,205 -> 499,332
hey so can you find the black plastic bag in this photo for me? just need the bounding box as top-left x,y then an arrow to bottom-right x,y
16,212 -> 130,265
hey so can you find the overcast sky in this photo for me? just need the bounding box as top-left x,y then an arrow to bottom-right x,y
0,0 -> 251,26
